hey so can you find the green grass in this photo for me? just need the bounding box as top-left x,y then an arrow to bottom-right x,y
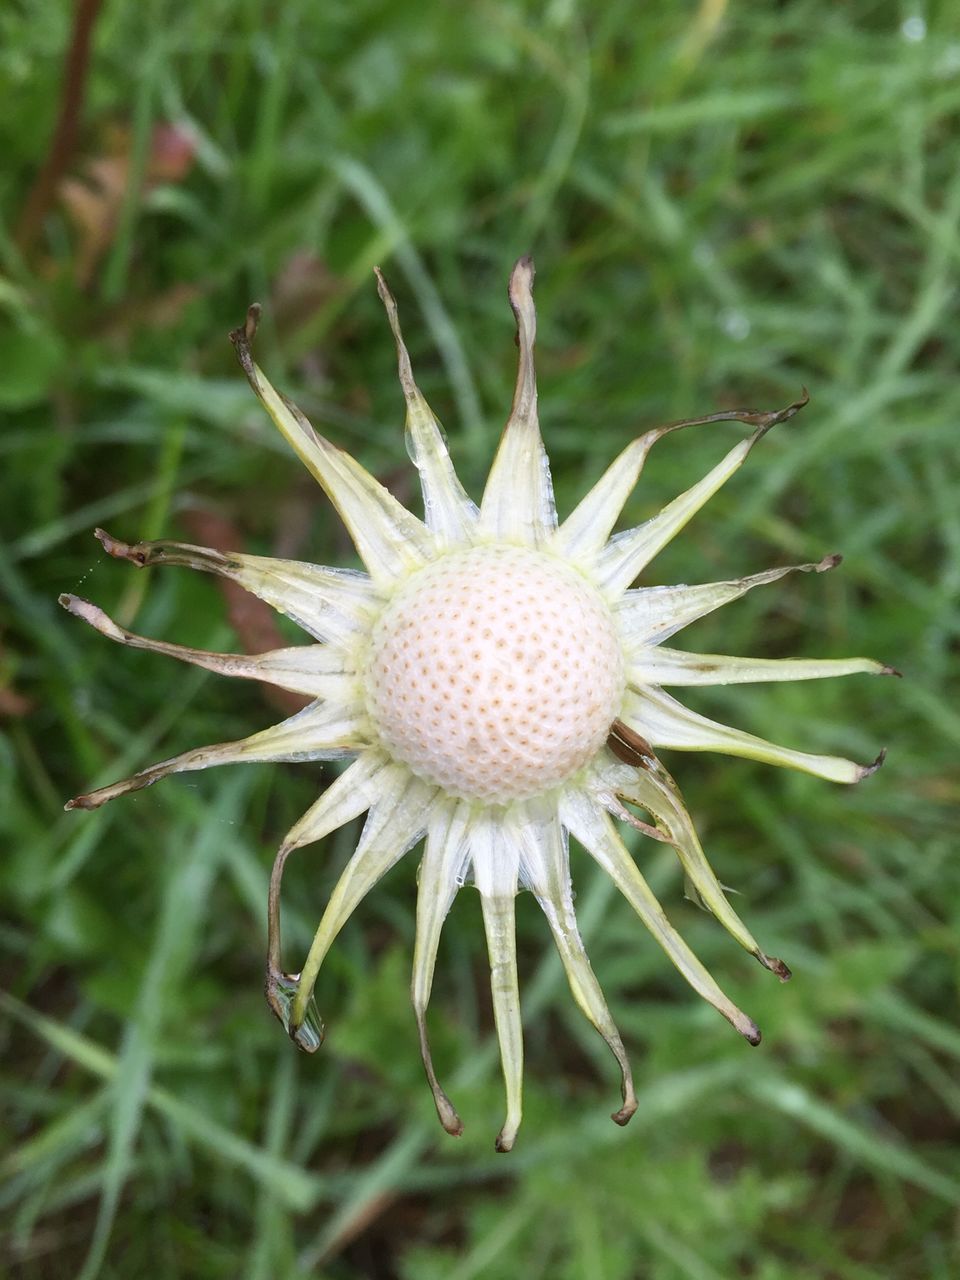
2,1 -> 960,1275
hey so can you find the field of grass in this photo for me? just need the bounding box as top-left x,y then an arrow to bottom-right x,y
3,1 -> 960,1276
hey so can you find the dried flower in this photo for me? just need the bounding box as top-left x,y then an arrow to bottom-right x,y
62,258 -> 892,1151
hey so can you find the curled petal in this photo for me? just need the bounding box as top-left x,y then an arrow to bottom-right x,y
231,307 -> 438,585
266,751 -> 396,1047
624,685 -> 885,784
290,770 -> 440,1033
479,257 -> 557,546
594,393 -> 808,597
65,700 -> 368,811
560,788 -> 761,1045
616,555 -> 841,648
554,395 -> 806,568
60,593 -> 359,699
94,527 -> 376,647
593,756 -> 790,980
375,268 -> 479,547
517,802 -> 637,1125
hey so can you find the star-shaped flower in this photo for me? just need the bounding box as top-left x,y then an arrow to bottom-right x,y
62,258 -> 892,1150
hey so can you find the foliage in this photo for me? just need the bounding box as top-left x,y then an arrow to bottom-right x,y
2,1 -> 959,1275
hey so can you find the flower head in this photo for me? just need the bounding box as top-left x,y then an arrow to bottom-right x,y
62,258 -> 892,1151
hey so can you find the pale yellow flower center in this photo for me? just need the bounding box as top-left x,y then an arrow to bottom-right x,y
366,545 -> 625,803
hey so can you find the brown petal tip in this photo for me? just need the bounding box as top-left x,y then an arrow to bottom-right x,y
816,553 -> 843,572
64,794 -> 95,812
757,951 -> 792,982
94,527 -> 145,565
857,748 -> 887,781
611,1101 -> 638,1127
738,1015 -> 762,1046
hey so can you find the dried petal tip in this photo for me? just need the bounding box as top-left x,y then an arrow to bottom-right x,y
495,1125 -> 519,1154
755,951 -> 792,982
816,553 -> 843,572
741,1019 -> 762,1047
416,1017 -> 464,1137
230,302 -> 261,345
611,1098 -> 639,1127
94,527 -> 145,565
737,387 -> 810,438
881,665 -> 903,678
857,748 -> 887,781
64,793 -> 96,812
59,593 -> 123,641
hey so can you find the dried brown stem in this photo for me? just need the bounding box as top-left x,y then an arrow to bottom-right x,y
16,0 -> 105,253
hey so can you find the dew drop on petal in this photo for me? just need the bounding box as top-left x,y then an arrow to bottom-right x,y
270,972 -> 325,1053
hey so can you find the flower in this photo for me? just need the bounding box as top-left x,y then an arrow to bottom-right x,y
62,258 -> 893,1151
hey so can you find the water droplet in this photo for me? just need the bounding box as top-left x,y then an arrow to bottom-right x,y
901,15 -> 926,42
269,972 -> 325,1053
720,308 -> 751,341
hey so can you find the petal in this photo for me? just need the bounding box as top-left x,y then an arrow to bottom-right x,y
616,555 -> 842,648
290,768 -> 440,1033
591,755 -> 790,980
551,434 -> 664,566
470,811 -> 524,1152
629,646 -> 894,686
94,527 -> 376,647
231,307 -> 437,585
282,750 -> 394,854
553,397 -> 806,567
623,685 -> 885,784
375,269 -> 479,547
478,257 -> 557,546
593,393 -> 809,597
559,788 -> 761,1044
266,750 -> 393,1047
411,797 -> 474,1137
64,699 -> 368,811
516,801 -> 637,1125
60,594 -> 361,700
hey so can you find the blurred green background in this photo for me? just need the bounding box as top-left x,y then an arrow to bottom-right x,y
2,1 -> 959,1276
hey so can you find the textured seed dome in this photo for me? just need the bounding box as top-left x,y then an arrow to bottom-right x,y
366,545 -> 625,803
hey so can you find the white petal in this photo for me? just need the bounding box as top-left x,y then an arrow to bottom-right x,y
517,800 -> 637,1125
629,646 -> 893,686
94,527 -> 377,647
551,435 -> 656,565
479,257 -> 557,546
411,797 -> 474,1136
624,685 -> 884,784
559,787 -> 761,1044
281,750 -> 395,854
289,768 -> 440,1033
266,750 -> 394,1044
591,755 -> 790,980
65,699 -> 369,812
470,811 -> 524,1152
594,394 -> 808,597
552,399 -> 806,566
231,309 -> 437,586
616,555 -> 841,648
375,269 -> 479,547
60,594 -> 361,700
